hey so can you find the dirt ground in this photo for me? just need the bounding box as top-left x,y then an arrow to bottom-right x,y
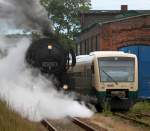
90,113 -> 150,131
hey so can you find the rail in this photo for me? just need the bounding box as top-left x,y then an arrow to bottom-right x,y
135,112 -> 150,118
113,112 -> 150,128
41,120 -> 57,131
70,117 -> 97,131
41,117 -> 108,131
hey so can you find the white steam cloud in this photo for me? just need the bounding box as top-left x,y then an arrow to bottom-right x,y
0,0 -> 52,34
0,37 -> 93,121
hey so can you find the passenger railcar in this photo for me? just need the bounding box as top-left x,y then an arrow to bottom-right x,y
68,51 -> 138,110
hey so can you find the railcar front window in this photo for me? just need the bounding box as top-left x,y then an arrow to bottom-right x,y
99,58 -> 134,82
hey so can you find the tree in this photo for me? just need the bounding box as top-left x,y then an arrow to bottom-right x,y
41,0 -> 91,40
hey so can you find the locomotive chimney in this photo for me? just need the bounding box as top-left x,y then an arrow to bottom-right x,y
121,5 -> 128,12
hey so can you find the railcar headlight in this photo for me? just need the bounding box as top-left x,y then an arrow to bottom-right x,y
130,87 -> 134,89
63,84 -> 69,90
48,44 -> 53,50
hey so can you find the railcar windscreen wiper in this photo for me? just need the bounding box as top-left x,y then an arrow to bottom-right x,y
102,70 -> 118,85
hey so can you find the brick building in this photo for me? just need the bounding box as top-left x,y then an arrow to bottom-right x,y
77,5 -> 150,55
77,6 -> 150,98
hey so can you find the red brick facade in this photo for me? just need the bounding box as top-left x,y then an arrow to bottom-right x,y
78,13 -> 150,54
101,14 -> 150,51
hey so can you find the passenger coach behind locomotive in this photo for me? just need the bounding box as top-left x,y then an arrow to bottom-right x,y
68,51 -> 138,110
26,36 -> 76,88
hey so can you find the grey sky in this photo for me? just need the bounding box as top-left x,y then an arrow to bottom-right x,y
91,0 -> 150,10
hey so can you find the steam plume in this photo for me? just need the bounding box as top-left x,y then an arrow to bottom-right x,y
0,0 -> 93,121
0,0 -> 52,34
0,37 -> 93,121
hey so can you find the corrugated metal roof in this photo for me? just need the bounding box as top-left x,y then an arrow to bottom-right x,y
98,13 -> 150,25
80,10 -> 150,15
80,10 -> 121,15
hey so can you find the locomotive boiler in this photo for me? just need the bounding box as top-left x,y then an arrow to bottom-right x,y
26,35 -> 76,89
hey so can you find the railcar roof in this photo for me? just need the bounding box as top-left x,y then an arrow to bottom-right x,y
90,51 -> 136,57
76,55 -> 94,64
76,51 -> 136,64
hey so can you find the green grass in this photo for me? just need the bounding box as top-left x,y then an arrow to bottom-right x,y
102,102 -> 112,116
0,100 -> 45,131
130,101 -> 150,113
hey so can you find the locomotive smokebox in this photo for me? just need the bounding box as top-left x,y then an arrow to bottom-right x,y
26,38 -> 67,74
26,36 -> 76,88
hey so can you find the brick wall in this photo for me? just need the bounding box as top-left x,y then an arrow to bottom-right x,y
100,14 -> 150,50
80,12 -> 121,29
78,14 -> 150,54
77,24 -> 101,55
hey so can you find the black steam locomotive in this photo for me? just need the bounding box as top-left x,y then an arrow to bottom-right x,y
26,36 -> 76,89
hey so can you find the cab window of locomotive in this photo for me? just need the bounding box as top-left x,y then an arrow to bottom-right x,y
98,57 -> 134,82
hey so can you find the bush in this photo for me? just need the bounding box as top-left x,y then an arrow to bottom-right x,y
130,101 -> 150,113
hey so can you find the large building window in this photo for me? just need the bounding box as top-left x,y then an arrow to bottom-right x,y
79,34 -> 100,55
93,36 -> 96,51
86,39 -> 89,54
79,42 -> 82,55
95,35 -> 98,51
90,37 -> 93,52
97,35 -> 100,51
84,40 -> 87,54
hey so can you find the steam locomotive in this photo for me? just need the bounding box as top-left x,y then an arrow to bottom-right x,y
26,36 -> 76,89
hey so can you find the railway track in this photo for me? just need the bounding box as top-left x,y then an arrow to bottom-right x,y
113,112 -> 150,128
135,112 -> 150,118
41,120 -> 57,131
41,117 -> 108,131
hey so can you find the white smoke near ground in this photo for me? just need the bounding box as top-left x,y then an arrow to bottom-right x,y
0,37 -> 93,121
0,0 -> 93,121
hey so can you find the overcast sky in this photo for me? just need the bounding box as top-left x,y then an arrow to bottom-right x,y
91,0 -> 150,10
